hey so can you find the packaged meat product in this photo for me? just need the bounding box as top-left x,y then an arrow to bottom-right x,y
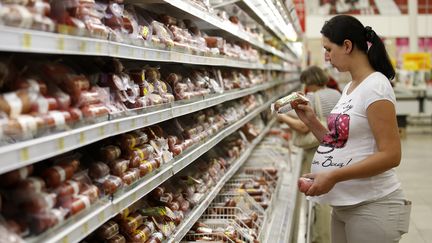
59,194 -> 91,215
138,207 -> 175,221
119,131 -> 148,150
0,221 -> 24,243
0,4 -> 33,29
107,233 -> 126,243
80,184 -> 100,203
100,145 -> 121,162
29,208 -> 68,234
108,158 -> 130,177
120,212 -> 144,234
14,177 -> 45,193
138,159 -> 159,177
96,220 -> 119,240
0,165 -> 33,187
151,186 -> 165,198
30,96 -> 58,114
145,231 -> 163,243
12,77 -> 47,95
35,111 -> 70,129
21,192 -> 57,213
272,92 -> 309,113
179,200 -> 190,212
54,180 -> 82,198
81,103 -> 109,118
159,193 -> 173,204
121,168 -> 140,185
88,161 -> 110,179
42,163 -> 76,188
128,69 -> 146,85
166,201 -> 179,211
129,223 -> 153,242
77,90 -> 101,107
95,175 -> 121,195
131,144 -> 154,161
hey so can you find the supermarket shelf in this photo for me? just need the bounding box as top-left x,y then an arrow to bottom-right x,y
161,0 -> 297,63
24,99 -> 279,243
0,78 -> 298,175
0,26 -> 293,71
264,149 -> 303,242
167,118 -> 277,243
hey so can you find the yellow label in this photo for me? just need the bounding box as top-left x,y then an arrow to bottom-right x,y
79,132 -> 86,144
83,222 -> 89,234
143,87 -> 148,96
132,192 -> 137,201
98,211 -> 105,223
58,137 -> 65,150
22,33 -> 31,49
132,119 -> 136,128
95,43 -> 102,53
58,25 -> 68,34
115,122 -> 120,132
133,148 -> 144,160
141,26 -> 149,38
62,236 -> 69,243
57,37 -> 65,51
99,126 -> 105,136
141,72 -> 145,82
20,147 -> 29,161
148,162 -> 153,173
79,41 -> 87,52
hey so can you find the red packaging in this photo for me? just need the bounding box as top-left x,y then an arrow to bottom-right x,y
60,194 -> 91,215
77,90 -> 101,107
88,161 -> 110,180
31,96 -> 58,114
42,164 -> 76,188
21,192 -> 57,213
55,180 -> 82,198
0,165 -> 33,187
81,103 -> 109,118
121,168 -> 140,185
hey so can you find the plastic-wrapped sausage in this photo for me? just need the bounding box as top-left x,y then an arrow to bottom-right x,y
138,159 -> 159,177
145,232 -> 164,243
131,144 -> 155,161
96,175 -> 123,195
81,104 -> 109,118
100,145 -> 121,162
151,186 -> 165,199
54,180 -> 82,198
80,184 -> 100,203
119,131 -> 148,150
107,234 -> 126,243
121,212 -> 144,234
21,192 -> 57,213
29,208 -> 68,234
42,164 -> 76,188
129,223 -> 152,242
13,78 -> 48,96
59,194 -> 91,215
31,96 -> 58,114
0,165 -> 33,187
121,168 -> 140,186
0,90 -> 33,118
96,220 -> 119,240
88,161 -> 110,180
108,158 -> 130,177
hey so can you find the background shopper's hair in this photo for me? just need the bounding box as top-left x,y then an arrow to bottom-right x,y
300,65 -> 329,86
320,15 -> 395,80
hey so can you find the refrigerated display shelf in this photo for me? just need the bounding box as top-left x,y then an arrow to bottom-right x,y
160,0 -> 297,63
0,26 -> 294,71
0,78 -> 298,175
24,91 -> 284,243
167,117 -> 277,243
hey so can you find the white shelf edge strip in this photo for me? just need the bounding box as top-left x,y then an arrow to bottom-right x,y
168,117 -> 276,243
0,78 -> 298,174
161,0 -> 296,62
0,25 -> 296,67
24,89 -> 289,243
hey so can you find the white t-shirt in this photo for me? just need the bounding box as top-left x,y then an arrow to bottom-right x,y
309,72 -> 401,206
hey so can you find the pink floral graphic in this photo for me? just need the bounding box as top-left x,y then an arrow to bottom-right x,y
321,113 -> 350,150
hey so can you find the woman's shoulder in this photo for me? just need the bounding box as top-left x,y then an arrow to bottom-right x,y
362,72 -> 393,91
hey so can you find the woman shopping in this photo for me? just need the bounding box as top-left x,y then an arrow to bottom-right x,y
295,15 -> 411,243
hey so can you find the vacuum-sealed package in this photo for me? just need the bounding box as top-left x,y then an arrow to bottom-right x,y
271,92 -> 309,114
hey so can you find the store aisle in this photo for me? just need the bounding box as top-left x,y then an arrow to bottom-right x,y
398,126 -> 432,243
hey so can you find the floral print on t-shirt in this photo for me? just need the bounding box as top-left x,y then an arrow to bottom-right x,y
319,113 -> 350,153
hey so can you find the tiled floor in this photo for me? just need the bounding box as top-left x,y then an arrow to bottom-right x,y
398,126 -> 432,243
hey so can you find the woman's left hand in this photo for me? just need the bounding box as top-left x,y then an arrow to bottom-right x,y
302,172 -> 337,196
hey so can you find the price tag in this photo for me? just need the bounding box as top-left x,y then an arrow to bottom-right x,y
95,43 -> 102,53
79,41 -> 87,52
22,33 -> 31,49
115,122 -> 120,132
83,222 -> 89,234
132,192 -> 137,201
131,119 -> 136,128
99,126 -> 105,136
98,211 -> 106,223
79,132 -> 86,144
20,147 -> 29,162
57,37 -> 65,51
58,137 -> 65,150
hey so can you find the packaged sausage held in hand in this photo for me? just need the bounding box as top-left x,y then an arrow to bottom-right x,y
271,92 -> 309,113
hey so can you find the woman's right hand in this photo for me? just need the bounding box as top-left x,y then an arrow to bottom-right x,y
294,103 -> 316,126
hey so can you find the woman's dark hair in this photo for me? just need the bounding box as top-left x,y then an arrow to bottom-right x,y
320,15 -> 395,80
